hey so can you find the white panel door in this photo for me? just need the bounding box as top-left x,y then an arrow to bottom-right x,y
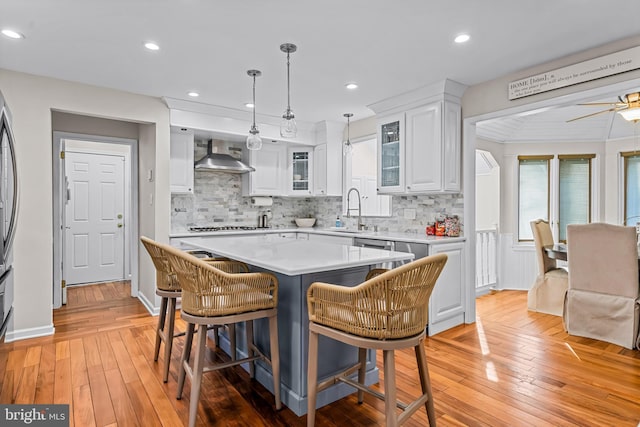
65,151 -> 125,285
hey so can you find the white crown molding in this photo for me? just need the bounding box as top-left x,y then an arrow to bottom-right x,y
368,79 -> 468,115
162,97 -> 316,131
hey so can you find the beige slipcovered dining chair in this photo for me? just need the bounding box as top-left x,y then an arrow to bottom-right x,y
140,237 -> 247,382
528,219 -> 568,316
565,223 -> 640,349
162,242 -> 281,427
307,253 -> 448,427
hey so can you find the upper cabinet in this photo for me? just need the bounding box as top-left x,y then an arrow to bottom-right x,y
376,113 -> 405,193
370,79 -> 466,195
242,141 -> 287,196
288,147 -> 313,196
170,129 -> 194,193
313,121 -> 343,196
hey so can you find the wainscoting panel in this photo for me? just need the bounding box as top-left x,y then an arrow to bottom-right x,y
498,233 -> 537,290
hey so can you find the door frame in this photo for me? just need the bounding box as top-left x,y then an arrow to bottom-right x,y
53,132 -> 139,308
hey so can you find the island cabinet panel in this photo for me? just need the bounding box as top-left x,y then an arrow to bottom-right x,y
428,241 -> 465,336
217,265 -> 378,416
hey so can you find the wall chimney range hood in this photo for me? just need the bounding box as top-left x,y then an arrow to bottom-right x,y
194,139 -> 255,173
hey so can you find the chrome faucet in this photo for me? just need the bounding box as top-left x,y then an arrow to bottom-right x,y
346,187 -> 365,231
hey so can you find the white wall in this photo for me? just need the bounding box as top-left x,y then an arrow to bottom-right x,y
0,68 -> 170,340
476,168 -> 500,230
462,35 -> 640,119
351,138 -> 376,176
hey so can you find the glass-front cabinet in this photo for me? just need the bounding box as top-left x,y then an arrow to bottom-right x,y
377,113 -> 405,193
288,147 -> 313,196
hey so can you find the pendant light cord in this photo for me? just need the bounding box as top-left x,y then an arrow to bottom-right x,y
252,73 -> 257,131
286,51 -> 291,112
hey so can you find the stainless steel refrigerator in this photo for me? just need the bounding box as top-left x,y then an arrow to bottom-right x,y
0,90 -> 18,343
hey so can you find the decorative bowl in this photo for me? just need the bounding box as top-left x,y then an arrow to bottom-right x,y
295,218 -> 316,228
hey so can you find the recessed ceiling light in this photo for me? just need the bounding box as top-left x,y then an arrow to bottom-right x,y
144,42 -> 160,51
245,103 -> 255,109
1,29 -> 24,39
454,34 -> 470,43
345,83 -> 358,90
187,92 -> 199,97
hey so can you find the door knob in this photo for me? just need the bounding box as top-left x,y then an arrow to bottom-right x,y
117,223 -> 123,228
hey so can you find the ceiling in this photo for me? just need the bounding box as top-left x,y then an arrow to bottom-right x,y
2,1 -> 640,136
476,91 -> 640,143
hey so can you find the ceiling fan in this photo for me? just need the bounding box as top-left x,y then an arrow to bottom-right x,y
567,92 -> 640,123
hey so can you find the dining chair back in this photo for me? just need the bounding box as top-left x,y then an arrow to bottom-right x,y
306,253 -> 448,427
565,223 -> 640,349
528,219 -> 568,316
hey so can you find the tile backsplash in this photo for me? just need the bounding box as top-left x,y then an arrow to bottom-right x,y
171,170 -> 464,235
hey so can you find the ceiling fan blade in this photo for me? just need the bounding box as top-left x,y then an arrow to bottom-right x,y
566,107 -> 617,123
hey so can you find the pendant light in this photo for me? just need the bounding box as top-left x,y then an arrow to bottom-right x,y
343,113 -> 353,155
280,43 -> 297,138
246,69 -> 263,151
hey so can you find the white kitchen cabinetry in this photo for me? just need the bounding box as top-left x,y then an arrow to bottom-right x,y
313,144 -> 328,196
377,101 -> 461,194
288,147 -> 313,196
170,130 -> 194,193
427,241 -> 465,336
376,113 -> 405,193
242,141 -> 287,196
313,120 -> 343,196
371,79 -> 465,195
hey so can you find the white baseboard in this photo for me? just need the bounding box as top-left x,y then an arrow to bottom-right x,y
137,291 -> 159,316
137,291 -> 182,317
5,324 -> 55,342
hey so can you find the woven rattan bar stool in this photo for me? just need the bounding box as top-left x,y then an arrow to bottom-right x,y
140,237 -> 247,382
306,254 -> 448,427
163,242 -> 281,427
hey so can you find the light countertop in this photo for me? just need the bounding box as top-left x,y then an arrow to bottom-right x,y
171,227 -> 466,245
179,234 -> 415,276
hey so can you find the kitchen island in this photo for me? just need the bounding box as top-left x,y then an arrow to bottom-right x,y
179,234 -> 414,416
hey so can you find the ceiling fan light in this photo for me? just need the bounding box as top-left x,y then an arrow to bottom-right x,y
618,108 -> 640,122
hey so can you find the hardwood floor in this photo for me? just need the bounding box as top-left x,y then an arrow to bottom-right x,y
1,283 -> 639,426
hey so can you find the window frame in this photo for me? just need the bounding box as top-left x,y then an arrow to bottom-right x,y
517,155 -> 552,242
517,153 -> 595,243
621,150 -> 640,226
557,154 -> 595,242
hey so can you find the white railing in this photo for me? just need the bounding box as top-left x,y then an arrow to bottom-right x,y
476,228 -> 498,290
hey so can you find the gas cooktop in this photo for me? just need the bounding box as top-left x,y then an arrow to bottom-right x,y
189,226 -> 258,232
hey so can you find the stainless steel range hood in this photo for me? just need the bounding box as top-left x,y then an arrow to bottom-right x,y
194,139 -> 255,173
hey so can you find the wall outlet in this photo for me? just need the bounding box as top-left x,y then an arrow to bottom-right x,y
404,208 -> 416,220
